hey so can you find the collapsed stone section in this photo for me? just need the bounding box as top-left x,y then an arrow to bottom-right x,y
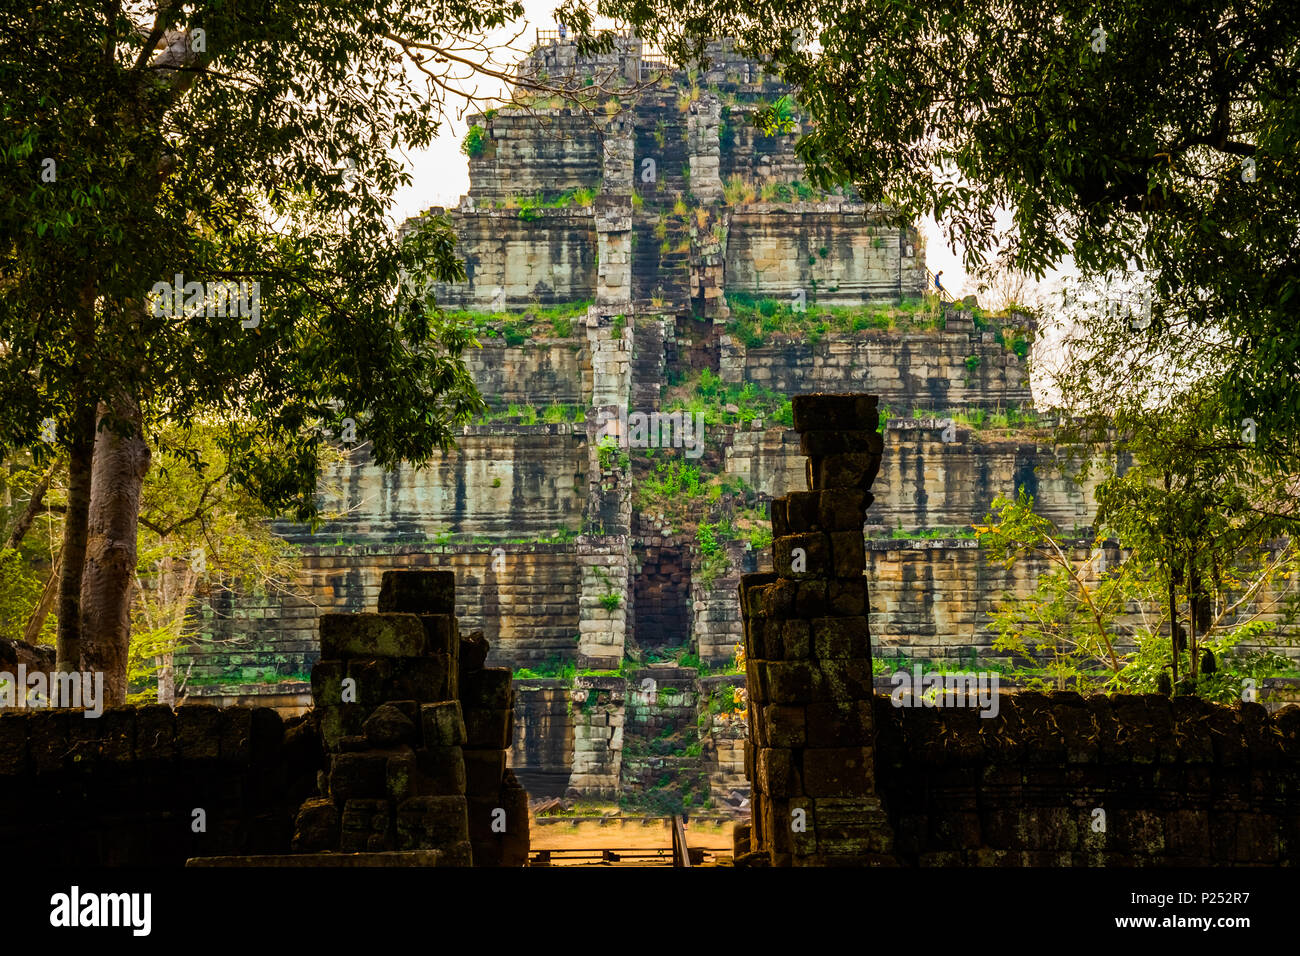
737,393 -> 896,866
294,570 -> 527,866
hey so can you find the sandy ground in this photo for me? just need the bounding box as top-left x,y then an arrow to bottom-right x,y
528,816 -> 737,865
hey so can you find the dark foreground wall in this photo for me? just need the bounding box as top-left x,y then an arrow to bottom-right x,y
0,705 -> 323,866
874,693 -> 1300,866
5,693 -> 1299,866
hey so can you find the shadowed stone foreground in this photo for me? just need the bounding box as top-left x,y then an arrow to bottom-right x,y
287,570 -> 528,866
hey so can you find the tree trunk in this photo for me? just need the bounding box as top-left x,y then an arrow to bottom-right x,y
4,457 -> 60,551
156,651 -> 175,706
55,402 -> 97,677
80,395 -> 151,706
24,548 -> 62,643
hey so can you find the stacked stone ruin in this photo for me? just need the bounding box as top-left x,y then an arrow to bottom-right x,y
291,569 -> 528,865
737,393 -> 897,866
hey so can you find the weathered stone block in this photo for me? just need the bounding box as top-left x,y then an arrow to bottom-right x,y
421,701 -> 467,747
415,746 -> 467,795
810,452 -> 882,491
330,751 -> 389,804
459,630 -> 490,675
803,747 -> 876,796
464,708 -> 513,750
812,616 -> 871,659
773,533 -> 830,579
341,797 -> 392,852
764,704 -> 807,747
364,703 -> 418,748
418,614 -> 460,658
317,703 -> 365,752
827,578 -> 868,616
805,701 -> 876,747
386,655 -> 456,703
800,429 -> 884,458
756,746 -> 801,797
795,580 -> 829,617
462,668 -> 513,710
829,531 -> 866,578
321,613 -> 430,660
310,659 -> 345,707
98,707 -> 135,765
762,661 -> 815,703
133,702 -> 176,764
292,797 -> 339,852
463,748 -> 506,797
386,749 -> 419,803
780,620 -> 811,660
761,579 -> 798,617
177,705 -> 221,761
377,569 -> 456,615
792,393 -> 878,431
819,489 -> 872,531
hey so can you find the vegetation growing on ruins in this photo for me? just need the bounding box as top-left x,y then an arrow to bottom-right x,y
895,406 -> 1043,438
498,187 -> 597,218
475,403 -> 586,425
720,175 -> 826,206
723,292 -> 946,347
461,124 -> 488,158
447,300 -> 592,344
662,368 -> 793,429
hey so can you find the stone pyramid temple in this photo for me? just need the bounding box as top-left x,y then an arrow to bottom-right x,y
178,34 -> 1292,815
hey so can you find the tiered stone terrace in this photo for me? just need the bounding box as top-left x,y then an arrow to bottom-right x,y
179,36 -> 1300,811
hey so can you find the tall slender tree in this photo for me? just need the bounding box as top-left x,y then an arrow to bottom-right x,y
2,1 -> 582,700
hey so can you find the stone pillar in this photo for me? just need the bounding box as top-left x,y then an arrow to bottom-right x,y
594,195 -> 633,308
293,570 -> 527,866
718,332 -> 745,384
566,674 -> 626,797
687,93 -> 723,204
737,393 -> 897,866
576,537 -> 629,669
601,114 -> 635,196
459,628 -> 530,866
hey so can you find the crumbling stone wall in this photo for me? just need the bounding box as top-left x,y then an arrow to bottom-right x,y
510,678 -> 574,798
0,571 -> 528,867
874,693 -> 1300,865
631,543 -> 693,650
428,207 -> 597,309
724,206 -> 925,305
722,327 -> 1032,410
0,704 -> 321,866
293,570 -> 528,866
304,426 -> 587,540
466,112 -> 603,206
187,544 -> 583,687
465,338 -> 590,408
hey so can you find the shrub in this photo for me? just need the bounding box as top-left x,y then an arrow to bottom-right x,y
723,174 -> 755,205
461,124 -> 488,157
